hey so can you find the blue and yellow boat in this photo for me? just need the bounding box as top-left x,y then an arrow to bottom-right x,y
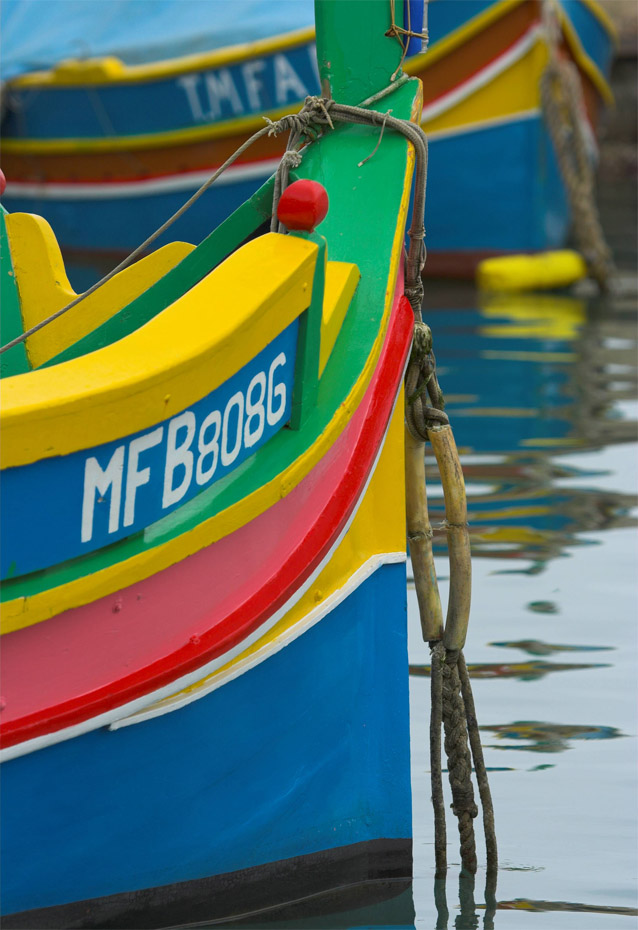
0,0 -> 615,276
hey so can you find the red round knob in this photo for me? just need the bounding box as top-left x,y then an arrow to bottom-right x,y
277,180 -> 328,232
0,169 -> 6,197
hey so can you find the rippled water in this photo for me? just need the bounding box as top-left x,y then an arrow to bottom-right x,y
408,283 -> 638,929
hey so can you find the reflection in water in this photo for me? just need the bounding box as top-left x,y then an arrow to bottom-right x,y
422,290 -> 638,570
496,898 -> 638,917
409,660 -> 609,681
489,639 -> 613,656
481,721 -> 623,753
433,873 -> 498,930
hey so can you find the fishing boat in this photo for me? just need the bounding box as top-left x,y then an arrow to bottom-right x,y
0,2 -> 424,926
0,0 -> 615,278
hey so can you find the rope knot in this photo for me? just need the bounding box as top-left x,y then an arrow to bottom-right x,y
405,322 -> 449,441
280,150 -> 303,170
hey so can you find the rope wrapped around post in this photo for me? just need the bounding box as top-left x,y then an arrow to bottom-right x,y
405,322 -> 497,879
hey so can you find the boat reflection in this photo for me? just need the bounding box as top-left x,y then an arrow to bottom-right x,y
409,660 -> 610,682
480,721 -> 623,753
488,639 -> 613,656
420,289 -> 638,568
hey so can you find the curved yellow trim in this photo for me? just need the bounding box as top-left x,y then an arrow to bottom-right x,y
0,102 -> 297,155
557,3 -> 614,105
6,212 -> 194,368
122,394 -> 406,722
421,37 -> 546,134
405,0 -> 525,76
1,233 -> 317,469
0,144 -> 414,633
579,0 -> 619,43
9,27 -> 315,88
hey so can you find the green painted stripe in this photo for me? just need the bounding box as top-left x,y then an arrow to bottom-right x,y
0,209 -> 31,377
3,79 -> 418,604
41,178 -> 276,367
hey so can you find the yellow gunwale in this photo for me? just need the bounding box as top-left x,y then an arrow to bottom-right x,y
0,141 -> 415,635
1,233 -> 318,469
8,26 -> 315,88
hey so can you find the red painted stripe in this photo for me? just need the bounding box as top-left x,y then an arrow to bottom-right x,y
1,294 -> 413,749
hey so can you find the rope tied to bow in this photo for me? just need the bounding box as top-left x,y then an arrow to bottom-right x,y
404,323 -> 497,879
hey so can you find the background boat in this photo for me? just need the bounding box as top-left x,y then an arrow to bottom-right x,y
0,0 -> 615,280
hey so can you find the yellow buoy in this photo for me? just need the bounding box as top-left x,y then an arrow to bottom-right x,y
476,250 -> 588,292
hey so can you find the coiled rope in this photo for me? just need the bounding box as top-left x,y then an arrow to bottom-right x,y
404,312 -> 497,880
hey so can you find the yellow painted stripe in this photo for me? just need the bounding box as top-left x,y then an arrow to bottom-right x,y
1,233 -> 317,469
421,36 -> 546,135
6,212 -> 194,368
118,391 -> 407,721
0,143 -> 415,633
320,261 -> 360,377
9,27 -> 315,88
557,3 -> 614,105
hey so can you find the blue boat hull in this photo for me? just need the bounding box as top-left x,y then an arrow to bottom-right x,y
2,562 -> 412,925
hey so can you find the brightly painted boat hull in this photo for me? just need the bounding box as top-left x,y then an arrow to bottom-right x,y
1,23 -> 420,919
0,0 -> 615,276
2,560 -> 412,926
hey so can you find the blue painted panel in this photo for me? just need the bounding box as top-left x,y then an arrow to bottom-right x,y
1,172 -> 271,253
4,42 -> 320,140
427,0 -> 498,45
561,1 -> 615,79
425,115 -> 568,253
1,319 -> 298,579
0,562 -> 411,915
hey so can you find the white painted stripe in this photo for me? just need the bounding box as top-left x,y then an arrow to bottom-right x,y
1,378 -> 407,762
110,550 -> 406,730
3,157 -> 280,202
421,24 -> 544,125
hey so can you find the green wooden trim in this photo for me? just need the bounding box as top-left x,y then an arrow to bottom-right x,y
290,230 -> 325,430
42,176 -> 276,367
315,0 -> 405,104
0,211 -> 30,378
2,80 -> 419,604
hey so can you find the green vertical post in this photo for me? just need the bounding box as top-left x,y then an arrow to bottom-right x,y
289,230 -> 326,431
314,0 -> 406,104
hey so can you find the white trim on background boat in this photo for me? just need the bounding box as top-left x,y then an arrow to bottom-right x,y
3,157 -> 282,201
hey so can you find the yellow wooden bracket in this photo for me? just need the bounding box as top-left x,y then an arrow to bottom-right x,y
5,212 -> 194,368
320,261 -> 360,377
1,232 -> 318,468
